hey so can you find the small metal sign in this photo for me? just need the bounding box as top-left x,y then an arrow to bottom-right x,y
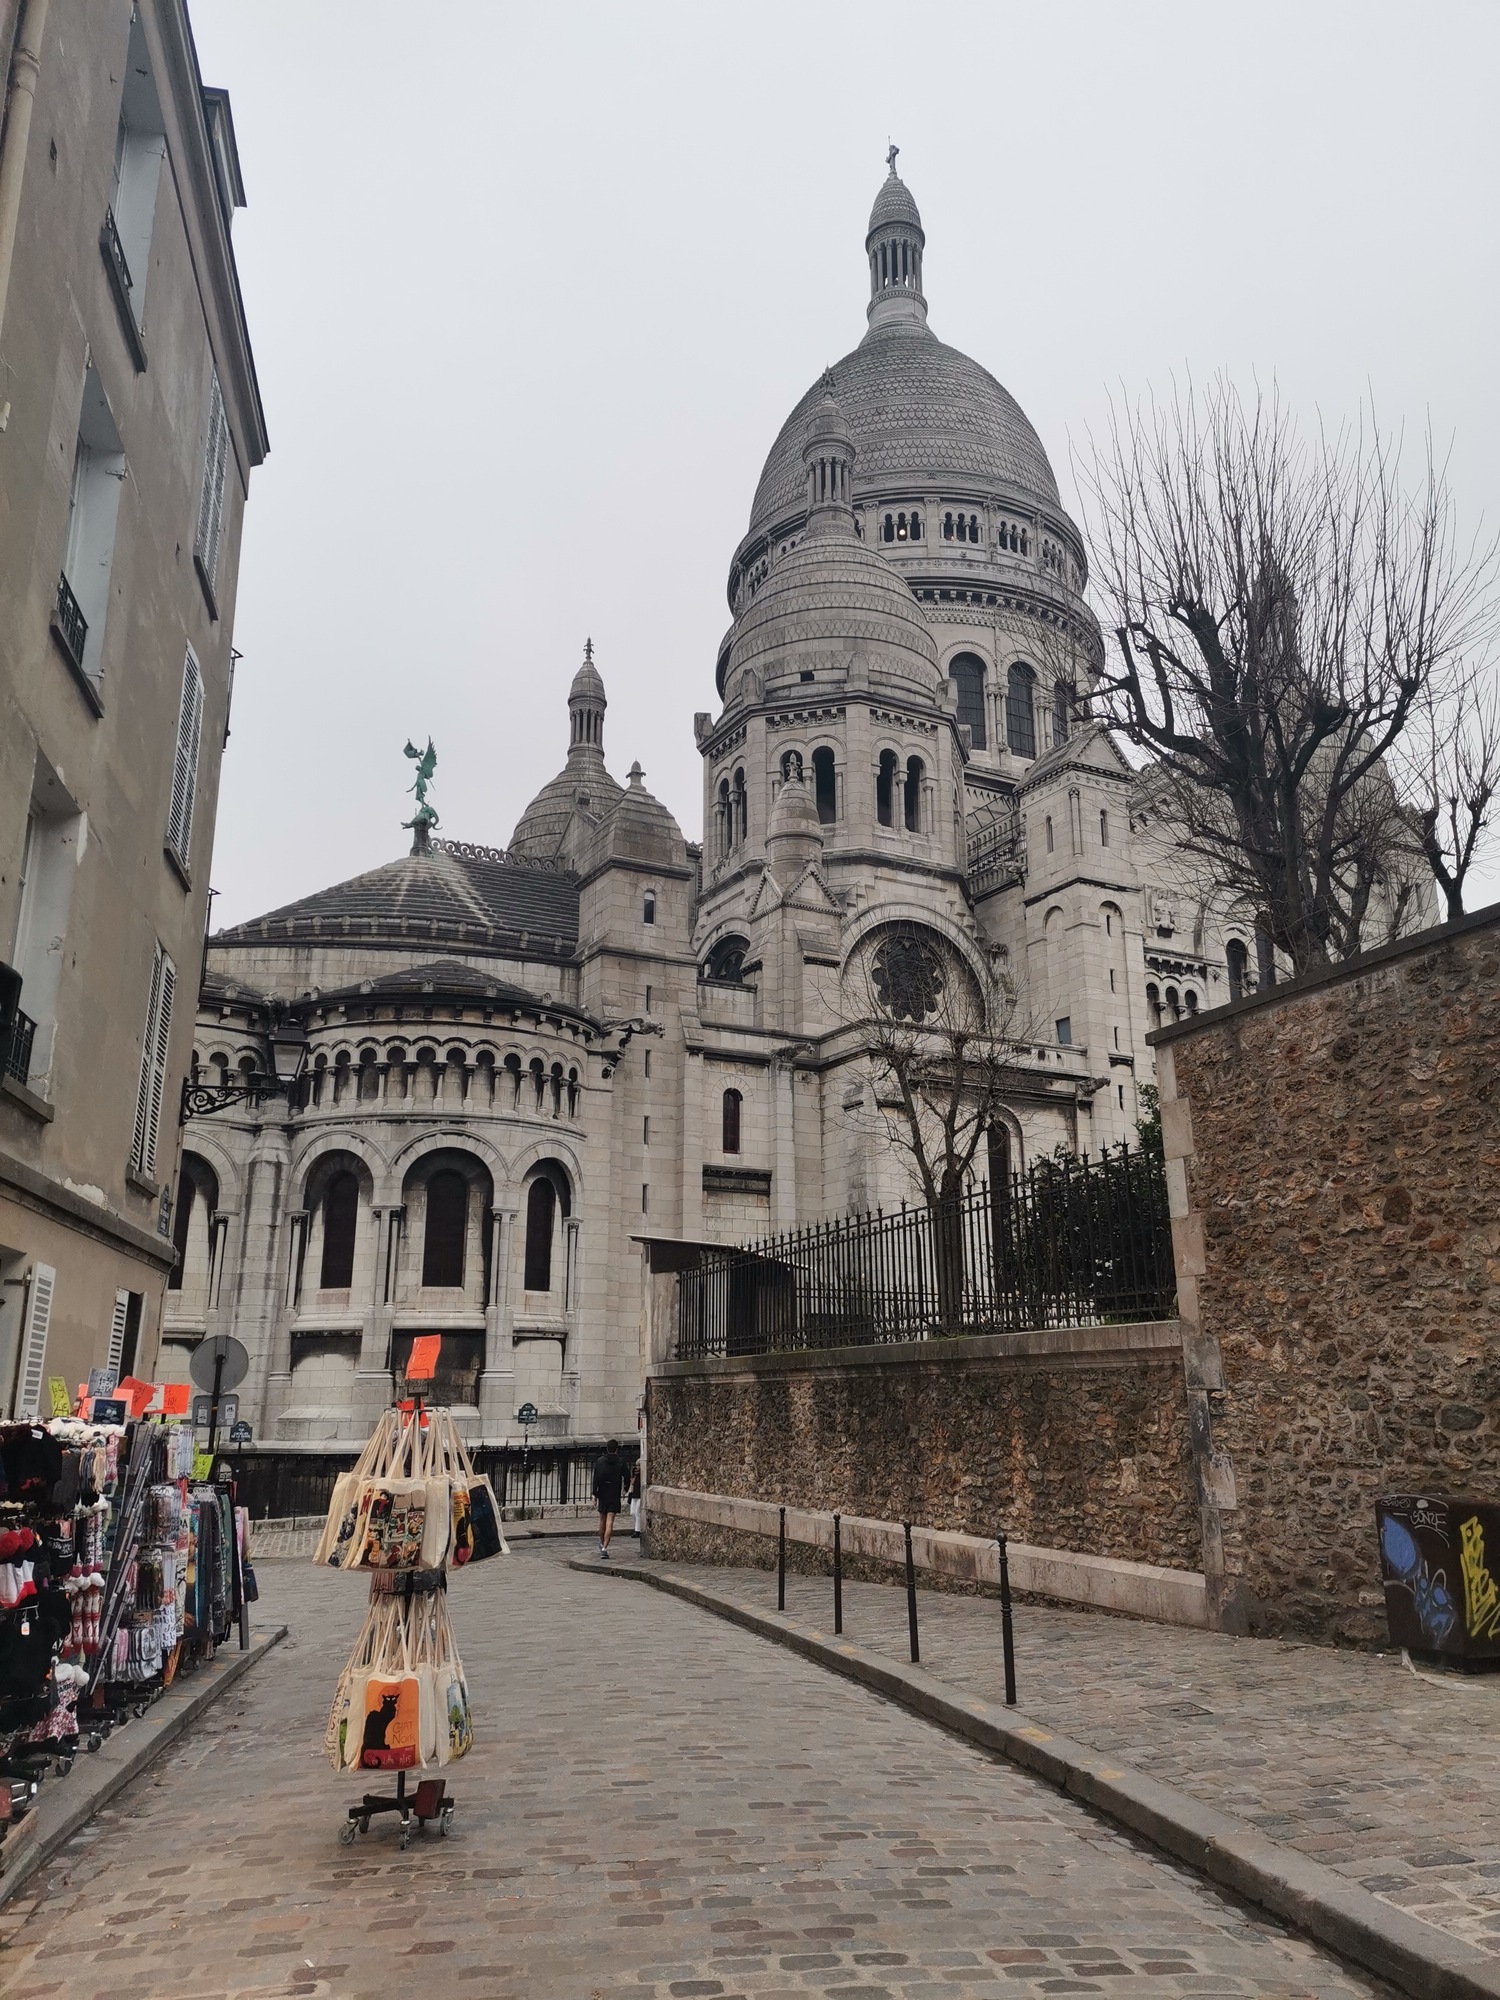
229,1419 -> 253,1445
517,1401 -> 538,1426
192,1393 -> 238,1432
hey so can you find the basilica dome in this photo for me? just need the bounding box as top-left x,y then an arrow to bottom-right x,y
742,162 -> 1061,546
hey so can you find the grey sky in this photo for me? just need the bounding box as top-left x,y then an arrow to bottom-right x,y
189,0 -> 1500,929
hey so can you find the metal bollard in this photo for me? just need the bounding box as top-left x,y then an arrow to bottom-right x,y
777,1505 -> 786,1611
997,1531 -> 1017,1705
833,1513 -> 843,1635
904,1521 -> 919,1663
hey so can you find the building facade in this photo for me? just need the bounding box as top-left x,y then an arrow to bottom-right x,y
183,160 -> 1425,1453
0,0 -> 266,1414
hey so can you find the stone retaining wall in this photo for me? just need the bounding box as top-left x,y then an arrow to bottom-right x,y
1156,905 -> 1500,1644
645,1322 -> 1201,1574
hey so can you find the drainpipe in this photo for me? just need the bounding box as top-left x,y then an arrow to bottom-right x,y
0,0 -> 49,398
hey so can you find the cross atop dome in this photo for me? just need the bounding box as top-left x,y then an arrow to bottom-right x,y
886,141 -> 899,174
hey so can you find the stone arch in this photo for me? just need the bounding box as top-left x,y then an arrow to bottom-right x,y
398,1144 -> 495,1308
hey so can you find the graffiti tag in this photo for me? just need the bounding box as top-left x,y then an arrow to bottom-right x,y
1459,1515 -> 1500,1642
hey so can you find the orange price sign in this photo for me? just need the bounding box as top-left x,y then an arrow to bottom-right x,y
405,1334 -> 441,1383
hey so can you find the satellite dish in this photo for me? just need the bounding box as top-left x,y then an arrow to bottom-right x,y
189,1334 -> 249,1394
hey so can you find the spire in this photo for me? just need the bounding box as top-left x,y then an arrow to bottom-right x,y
567,637 -> 607,760
800,369 -> 857,539
865,147 -> 926,331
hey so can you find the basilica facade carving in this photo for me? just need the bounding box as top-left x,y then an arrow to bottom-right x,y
168,160 -> 1426,1450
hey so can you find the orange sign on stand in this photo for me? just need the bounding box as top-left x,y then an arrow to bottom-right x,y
116,1377 -> 156,1419
161,1383 -> 191,1417
405,1334 -> 441,1383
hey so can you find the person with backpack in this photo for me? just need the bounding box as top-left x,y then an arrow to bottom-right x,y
592,1440 -> 626,1559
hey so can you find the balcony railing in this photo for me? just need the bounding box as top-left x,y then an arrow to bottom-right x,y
51,571 -> 88,674
100,205 -> 146,368
4,1009 -> 36,1087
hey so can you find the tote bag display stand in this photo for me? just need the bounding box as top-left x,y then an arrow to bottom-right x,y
338,1567 -> 454,1849
319,1394 -> 504,1851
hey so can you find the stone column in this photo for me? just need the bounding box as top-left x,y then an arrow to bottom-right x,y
224,1129 -> 294,1443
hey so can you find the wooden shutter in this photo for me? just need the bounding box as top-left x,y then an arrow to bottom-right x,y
195,370 -> 229,589
131,944 -> 175,1176
106,1288 -> 131,1375
17,1263 -> 56,1418
166,649 -> 204,865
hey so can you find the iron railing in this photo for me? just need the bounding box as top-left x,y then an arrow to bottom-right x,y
52,571 -> 88,672
677,1145 -> 1175,1359
470,1440 -> 639,1512
4,1008 -> 35,1086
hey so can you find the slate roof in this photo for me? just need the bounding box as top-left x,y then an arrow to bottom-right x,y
214,844 -> 580,960
312,961 -> 597,1028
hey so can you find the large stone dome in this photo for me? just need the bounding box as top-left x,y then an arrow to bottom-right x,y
749,327 -> 1060,539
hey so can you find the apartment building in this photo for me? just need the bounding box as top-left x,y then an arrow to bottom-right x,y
0,0 -> 266,1412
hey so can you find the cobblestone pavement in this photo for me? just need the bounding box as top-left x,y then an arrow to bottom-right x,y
638,1558 -> 1500,1956
0,1545 -> 1394,2000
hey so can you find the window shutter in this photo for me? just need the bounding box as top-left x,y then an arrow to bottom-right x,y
17,1263 -> 56,1418
131,945 -> 175,1176
195,370 -> 229,590
167,649 -> 204,864
106,1288 -> 131,1375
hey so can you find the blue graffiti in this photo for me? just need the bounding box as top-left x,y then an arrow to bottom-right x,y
1381,1513 -> 1458,1643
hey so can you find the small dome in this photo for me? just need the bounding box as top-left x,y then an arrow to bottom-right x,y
599,762 -> 685,869
801,371 -> 855,457
570,640 -> 606,709
510,643 -> 622,860
767,767 -> 823,843
867,164 -> 923,239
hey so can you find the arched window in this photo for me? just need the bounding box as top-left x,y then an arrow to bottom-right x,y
943,511 -> 954,541
1099,809 -> 1109,847
780,748 -> 803,782
642,890 -> 656,925
1184,990 -> 1199,1015
876,749 -> 898,827
722,1088 -> 742,1155
1147,982 -> 1162,1030
167,1170 -> 195,1292
320,1171 -> 359,1289
909,510 -> 922,540
1164,985 -> 1181,1023
422,1169 -> 468,1288
703,934 -> 748,983
950,654 -> 987,749
812,746 -> 836,824
732,766 -> 747,846
530,1056 -> 546,1109
1006,663 -> 1037,758
968,514 -> 979,542
1053,680 -> 1072,746
896,511 -> 908,541
1226,938 -> 1248,1003
504,1052 -> 522,1104
523,1175 -> 556,1292
883,512 -> 895,543
717,777 -> 730,860
1045,814 -> 1054,853
903,756 -> 924,833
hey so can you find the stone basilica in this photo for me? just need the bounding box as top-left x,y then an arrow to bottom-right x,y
168,160 -> 1282,1449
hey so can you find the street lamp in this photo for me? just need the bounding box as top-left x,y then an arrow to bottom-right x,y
181,1010 -> 310,1121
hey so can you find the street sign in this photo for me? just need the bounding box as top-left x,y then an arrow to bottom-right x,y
193,1393 -> 238,1432
517,1402 -> 538,1426
189,1335 -> 249,1394
229,1419 -> 253,1445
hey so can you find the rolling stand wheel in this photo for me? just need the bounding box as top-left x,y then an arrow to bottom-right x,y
439,1805 -> 454,1837
86,1732 -> 103,1753
398,1817 -> 411,1851
338,1819 -> 357,1846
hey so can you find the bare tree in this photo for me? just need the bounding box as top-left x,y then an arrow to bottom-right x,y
1078,379 -> 1498,973
1398,666 -> 1500,921
850,926 -> 1030,1327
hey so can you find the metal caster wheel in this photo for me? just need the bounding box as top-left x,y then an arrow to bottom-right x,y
338,1820 -> 357,1846
55,1755 -> 74,1776
86,1733 -> 103,1753
439,1807 -> 454,1837
398,1820 -> 411,1851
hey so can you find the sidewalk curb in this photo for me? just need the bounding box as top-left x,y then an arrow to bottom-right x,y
572,1558 -> 1500,2000
0,1624 -> 288,1911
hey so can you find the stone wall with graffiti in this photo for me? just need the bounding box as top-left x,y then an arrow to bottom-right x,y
1155,907 -> 1500,1644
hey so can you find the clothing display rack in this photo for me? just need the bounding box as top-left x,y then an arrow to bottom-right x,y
0,1415 -> 254,1861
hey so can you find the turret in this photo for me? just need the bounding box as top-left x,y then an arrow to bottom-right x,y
866,144 -> 926,331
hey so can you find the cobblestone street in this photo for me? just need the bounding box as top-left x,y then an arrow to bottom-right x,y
1,1543 -> 1393,2000
644,1559 -> 1500,1957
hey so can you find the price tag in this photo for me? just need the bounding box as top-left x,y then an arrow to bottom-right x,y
405,1334 -> 441,1382
49,1377 -> 73,1418
192,1448 -> 214,1481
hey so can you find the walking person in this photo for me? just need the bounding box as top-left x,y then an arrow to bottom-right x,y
627,1457 -> 642,1537
593,1438 -> 626,1559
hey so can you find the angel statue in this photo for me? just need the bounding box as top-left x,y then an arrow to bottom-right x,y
403,738 -> 439,833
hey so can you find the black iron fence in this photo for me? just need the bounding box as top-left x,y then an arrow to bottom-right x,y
224,1439 -> 639,1521
677,1145 -> 1176,1360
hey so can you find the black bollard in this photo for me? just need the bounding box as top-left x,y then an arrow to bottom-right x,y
997,1531 -> 1017,1706
777,1505 -> 786,1611
904,1521 -> 919,1664
833,1513 -> 843,1635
